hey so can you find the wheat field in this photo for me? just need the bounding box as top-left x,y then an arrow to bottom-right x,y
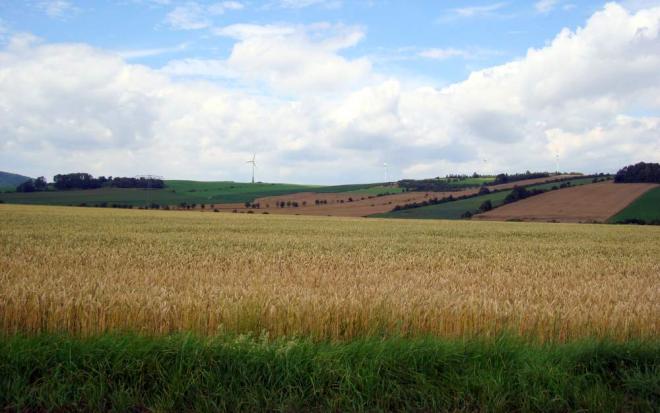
1,204 -> 658,341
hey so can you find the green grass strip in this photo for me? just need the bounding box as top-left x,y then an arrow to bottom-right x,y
1,334 -> 658,412
608,186 -> 660,223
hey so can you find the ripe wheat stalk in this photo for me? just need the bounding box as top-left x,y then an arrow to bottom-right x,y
1,204 -> 658,341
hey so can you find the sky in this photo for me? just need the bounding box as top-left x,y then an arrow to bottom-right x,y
0,0 -> 659,184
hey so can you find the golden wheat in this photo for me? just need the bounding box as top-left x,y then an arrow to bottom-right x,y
0,204 -> 658,341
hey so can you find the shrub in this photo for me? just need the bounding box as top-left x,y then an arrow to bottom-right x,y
504,186 -> 530,203
479,200 -> 493,212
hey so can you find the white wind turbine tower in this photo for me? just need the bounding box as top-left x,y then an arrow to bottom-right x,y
247,154 -> 257,184
383,162 -> 389,182
555,153 -> 559,175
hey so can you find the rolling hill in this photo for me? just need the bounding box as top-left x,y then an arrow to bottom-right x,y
0,171 -> 31,189
0,180 -> 389,207
473,182 -> 657,223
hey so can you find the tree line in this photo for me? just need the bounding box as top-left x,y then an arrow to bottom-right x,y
614,162 -> 660,183
490,171 -> 550,185
16,173 -> 164,192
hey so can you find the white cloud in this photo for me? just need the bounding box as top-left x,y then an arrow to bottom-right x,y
117,43 -> 188,59
622,0 -> 660,10
535,0 -> 560,13
164,23 -> 372,95
273,0 -> 342,9
208,1 -> 244,13
418,48 -> 469,60
1,3 -> 659,183
37,1 -> 80,19
165,3 -> 210,30
447,2 -> 508,18
165,1 -> 244,30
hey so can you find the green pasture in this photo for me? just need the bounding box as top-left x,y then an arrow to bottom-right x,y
608,186 -> 660,223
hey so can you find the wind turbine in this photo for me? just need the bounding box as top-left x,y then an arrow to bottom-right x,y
555,153 -> 559,175
247,154 -> 256,184
383,162 -> 389,183
483,159 -> 488,176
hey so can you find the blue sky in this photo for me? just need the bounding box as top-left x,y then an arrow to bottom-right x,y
0,1 -> 659,183
1,1 -> 609,84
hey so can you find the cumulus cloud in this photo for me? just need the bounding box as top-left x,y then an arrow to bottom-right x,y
1,2 -> 659,183
164,23 -> 371,95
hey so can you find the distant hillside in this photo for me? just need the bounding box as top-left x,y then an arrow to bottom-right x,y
0,171 -> 31,188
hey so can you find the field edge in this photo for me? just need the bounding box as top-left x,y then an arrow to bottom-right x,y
1,333 -> 658,412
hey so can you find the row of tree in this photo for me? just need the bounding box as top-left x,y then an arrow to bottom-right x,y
16,177 -> 48,192
54,173 -> 164,190
16,173 -> 165,192
398,179 -> 480,192
491,171 -> 550,185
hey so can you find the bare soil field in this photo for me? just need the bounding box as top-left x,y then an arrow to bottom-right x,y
474,182 -> 658,223
208,175 -> 580,217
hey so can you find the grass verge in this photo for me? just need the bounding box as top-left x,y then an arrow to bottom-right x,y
1,334 -> 658,412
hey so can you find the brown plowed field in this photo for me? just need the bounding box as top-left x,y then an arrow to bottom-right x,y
211,189 -> 479,217
474,182 -> 658,223
200,175 -> 582,217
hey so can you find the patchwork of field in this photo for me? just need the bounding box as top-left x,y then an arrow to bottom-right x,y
0,181 -> 388,206
0,175 -> 579,219
375,176 -> 596,220
475,182 -> 658,223
213,175 -> 581,217
1,204 -> 658,341
212,189 -> 477,217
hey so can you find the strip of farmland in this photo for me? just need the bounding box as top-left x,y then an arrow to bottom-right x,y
474,182 -> 658,223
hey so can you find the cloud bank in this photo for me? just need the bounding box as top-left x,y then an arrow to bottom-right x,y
0,3 -> 659,183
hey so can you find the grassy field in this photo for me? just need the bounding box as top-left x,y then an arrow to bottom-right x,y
375,177 -> 598,220
1,204 -> 658,341
609,186 -> 660,223
375,190 -> 512,219
342,184 -> 404,195
0,181 -> 387,207
1,334 -> 657,412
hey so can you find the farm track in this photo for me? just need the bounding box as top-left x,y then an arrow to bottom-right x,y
474,182 -> 658,223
